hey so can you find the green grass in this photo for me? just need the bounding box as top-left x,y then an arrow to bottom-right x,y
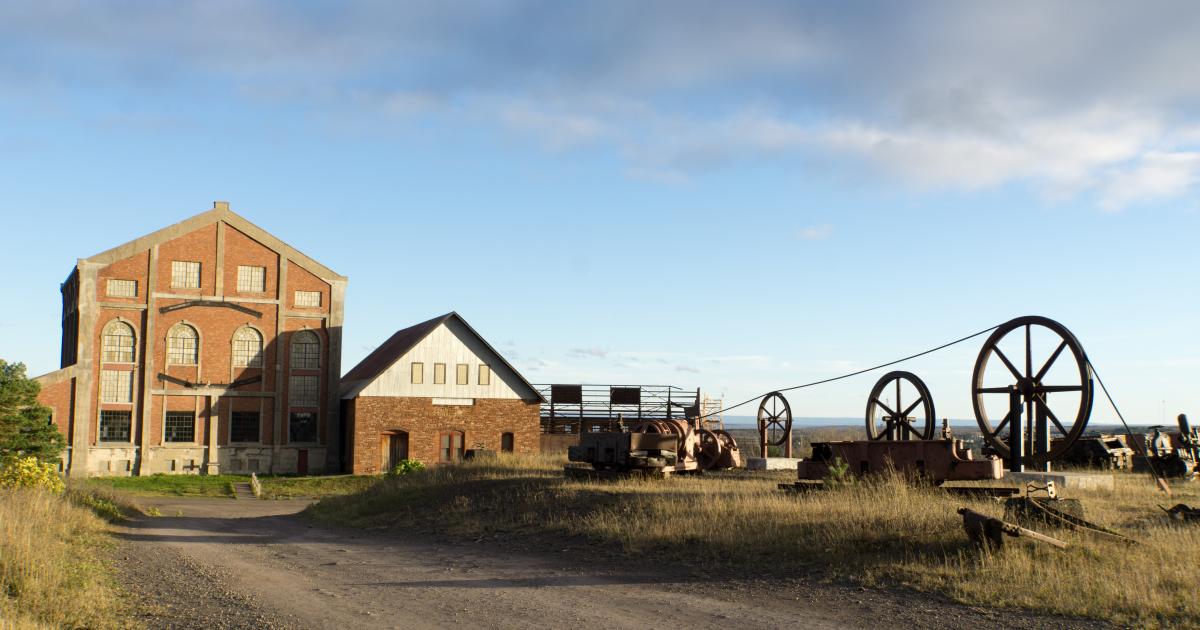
258,474 -> 380,499
82,473 -> 249,498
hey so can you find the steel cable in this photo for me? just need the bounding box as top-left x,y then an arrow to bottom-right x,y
698,323 -> 1003,419
1086,358 -> 1172,494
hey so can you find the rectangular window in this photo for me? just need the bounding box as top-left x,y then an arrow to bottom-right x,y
456,363 -> 469,385
433,363 -> 446,385
290,375 -> 320,407
294,291 -> 322,308
440,431 -> 464,462
106,279 -> 137,297
164,411 -> 195,443
99,410 -> 132,442
291,336 -> 319,369
478,364 -> 491,386
410,362 -> 424,384
289,412 -> 318,443
171,261 -> 201,288
236,265 -> 265,292
230,411 -> 260,443
100,370 -> 133,403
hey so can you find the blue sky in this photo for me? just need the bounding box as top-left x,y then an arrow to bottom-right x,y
1,1 -> 1197,424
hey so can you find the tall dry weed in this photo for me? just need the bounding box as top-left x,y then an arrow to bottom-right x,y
0,488 -> 129,629
310,455 -> 1199,626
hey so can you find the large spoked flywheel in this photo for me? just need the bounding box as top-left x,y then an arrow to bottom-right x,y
971,315 -> 1094,465
865,371 -> 936,441
757,392 -> 793,447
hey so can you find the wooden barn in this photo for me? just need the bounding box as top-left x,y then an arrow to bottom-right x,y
338,312 -> 543,474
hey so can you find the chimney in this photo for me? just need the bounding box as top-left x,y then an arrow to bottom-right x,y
213,200 -> 230,211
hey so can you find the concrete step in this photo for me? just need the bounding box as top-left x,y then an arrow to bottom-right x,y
233,482 -> 258,500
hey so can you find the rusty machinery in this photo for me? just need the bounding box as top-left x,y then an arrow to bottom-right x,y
566,390 -> 742,477
796,370 -> 1002,484
793,316 -> 1103,484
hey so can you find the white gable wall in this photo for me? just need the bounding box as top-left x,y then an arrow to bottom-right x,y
357,319 -> 535,401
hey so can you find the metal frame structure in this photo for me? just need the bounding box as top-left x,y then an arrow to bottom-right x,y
538,384 -> 719,434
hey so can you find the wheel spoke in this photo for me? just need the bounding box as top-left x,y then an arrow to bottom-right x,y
991,347 -> 1024,381
895,380 -> 902,422
991,415 -> 1011,438
1035,340 -> 1068,381
1040,400 -> 1069,436
1025,324 -> 1033,379
873,397 -> 897,418
900,397 -> 924,418
1040,385 -> 1083,393
975,386 -> 1011,394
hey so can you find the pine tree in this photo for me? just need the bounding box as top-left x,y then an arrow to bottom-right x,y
0,360 -> 66,462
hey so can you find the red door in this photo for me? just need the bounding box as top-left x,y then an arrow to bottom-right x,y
297,449 -> 308,476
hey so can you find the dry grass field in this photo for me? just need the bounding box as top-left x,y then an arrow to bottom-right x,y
309,454 -> 1200,628
0,488 -> 133,629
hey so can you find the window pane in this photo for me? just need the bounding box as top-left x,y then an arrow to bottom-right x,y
102,321 -> 136,362
164,412 -> 195,443
167,325 -> 198,364
106,279 -> 137,297
100,370 -> 133,403
478,365 -> 490,386
171,261 -> 201,288
289,375 -> 320,407
411,362 -> 423,384
230,411 -> 260,443
291,330 -> 320,369
99,410 -> 132,442
295,291 -> 321,308
232,327 -> 263,367
456,364 -> 468,385
236,266 -> 265,292
288,412 -> 318,443
433,363 -> 446,384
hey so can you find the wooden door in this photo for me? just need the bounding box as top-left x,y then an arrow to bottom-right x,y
388,433 -> 409,469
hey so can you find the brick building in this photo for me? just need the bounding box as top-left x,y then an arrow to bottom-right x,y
339,312 -> 543,474
35,202 -> 347,477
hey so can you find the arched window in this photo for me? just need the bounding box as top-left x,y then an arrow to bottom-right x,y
291,330 -> 320,370
232,327 -> 263,367
167,324 -> 199,365
101,320 -> 135,363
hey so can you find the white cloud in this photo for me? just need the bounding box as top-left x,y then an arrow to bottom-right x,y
1099,151 -> 1200,211
797,224 -> 832,240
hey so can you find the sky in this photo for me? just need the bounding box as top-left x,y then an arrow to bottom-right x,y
0,1 -> 1197,426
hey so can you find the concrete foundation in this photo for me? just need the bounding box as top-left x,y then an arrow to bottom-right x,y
746,457 -> 801,471
1004,470 -> 1115,491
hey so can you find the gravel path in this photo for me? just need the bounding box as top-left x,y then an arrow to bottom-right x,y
110,496 -> 1107,629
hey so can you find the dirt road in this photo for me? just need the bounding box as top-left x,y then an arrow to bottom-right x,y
112,497 -> 1102,630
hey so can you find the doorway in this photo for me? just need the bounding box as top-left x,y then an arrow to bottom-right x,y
382,431 -> 409,471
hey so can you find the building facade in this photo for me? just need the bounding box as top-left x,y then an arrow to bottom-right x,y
35,202 -> 347,477
340,313 -> 542,474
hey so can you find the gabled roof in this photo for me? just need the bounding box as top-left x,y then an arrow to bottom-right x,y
340,312 -> 544,402
84,202 -> 346,282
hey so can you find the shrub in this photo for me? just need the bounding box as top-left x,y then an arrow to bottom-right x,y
388,459 -> 426,477
823,456 -> 853,486
0,455 -> 64,493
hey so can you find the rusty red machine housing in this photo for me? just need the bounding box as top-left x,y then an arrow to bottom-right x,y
796,437 -> 1003,484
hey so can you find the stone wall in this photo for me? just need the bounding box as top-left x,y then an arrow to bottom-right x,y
346,396 -> 540,474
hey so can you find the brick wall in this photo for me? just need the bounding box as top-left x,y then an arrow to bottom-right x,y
34,206 -> 345,476
347,396 -> 540,474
